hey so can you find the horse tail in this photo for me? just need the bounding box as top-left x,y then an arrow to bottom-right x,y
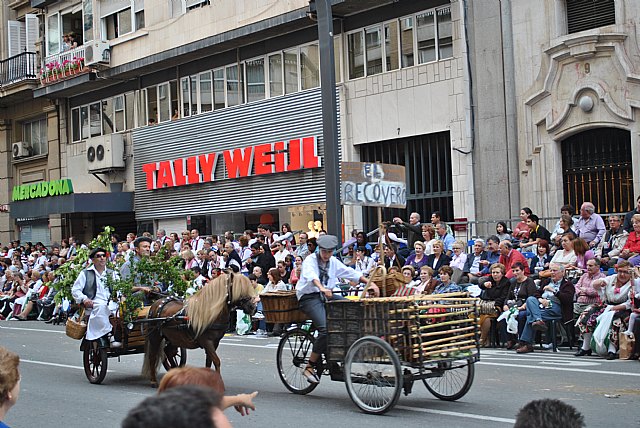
142,328 -> 164,383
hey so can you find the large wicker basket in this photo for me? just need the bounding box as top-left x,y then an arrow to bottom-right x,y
261,291 -> 308,323
368,265 -> 411,297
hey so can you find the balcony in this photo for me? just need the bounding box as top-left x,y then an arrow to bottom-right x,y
40,45 -> 91,86
0,52 -> 37,86
43,45 -> 86,73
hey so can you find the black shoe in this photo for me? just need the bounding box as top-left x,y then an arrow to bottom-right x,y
44,317 -> 55,324
574,349 -> 592,357
606,352 -> 618,360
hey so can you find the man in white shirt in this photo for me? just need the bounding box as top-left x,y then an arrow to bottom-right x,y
296,235 -> 377,384
71,247 -> 120,347
190,229 -> 205,252
156,229 -> 168,246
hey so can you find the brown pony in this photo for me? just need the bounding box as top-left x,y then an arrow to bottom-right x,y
141,271 -> 257,387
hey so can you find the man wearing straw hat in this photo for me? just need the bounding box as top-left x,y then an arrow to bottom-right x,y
296,235 -> 377,384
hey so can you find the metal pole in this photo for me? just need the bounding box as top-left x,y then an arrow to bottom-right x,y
315,0 -> 342,238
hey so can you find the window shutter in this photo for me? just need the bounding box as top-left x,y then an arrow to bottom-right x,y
99,0 -> 131,18
25,14 -> 39,53
7,21 -> 24,57
567,0 -> 616,34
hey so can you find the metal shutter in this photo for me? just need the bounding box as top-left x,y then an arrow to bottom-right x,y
157,218 -> 187,236
567,0 -> 615,34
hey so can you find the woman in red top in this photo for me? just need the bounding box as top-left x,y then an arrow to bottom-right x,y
513,207 -> 532,243
619,214 -> 640,266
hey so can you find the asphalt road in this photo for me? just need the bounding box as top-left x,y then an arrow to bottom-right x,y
1,321 -> 640,428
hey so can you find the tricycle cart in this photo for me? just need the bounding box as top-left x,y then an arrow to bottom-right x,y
264,292 -> 480,414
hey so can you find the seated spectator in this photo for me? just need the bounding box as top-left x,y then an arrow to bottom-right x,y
181,250 -> 197,270
261,268 -> 288,293
276,261 -> 291,285
421,224 -> 438,255
383,242 -> 404,270
461,239 -> 487,284
574,202 -> 606,249
271,240 -> 290,264
432,266 -> 461,294
594,215 -> 627,268
289,255 -> 303,287
622,194 -> 640,233
392,266 -> 419,296
425,241 -> 452,272
354,232 -> 373,255
477,262 -> 509,347
413,266 -> 438,295
618,213 -> 640,266
548,233 -> 577,269
516,263 -> 574,354
352,247 -> 374,278
520,214 -> 551,251
513,207 -> 532,243
498,240 -> 530,279
566,237 -> 594,275
495,221 -> 511,242
514,398 -> 585,428
405,241 -> 428,272
501,262 -> 539,349
573,258 -> 605,318
575,261 -> 633,359
122,385 -> 231,428
449,240 -> 468,283
476,236 -> 501,280
550,205 -> 577,242
529,240 -> 551,278
435,223 -> 455,256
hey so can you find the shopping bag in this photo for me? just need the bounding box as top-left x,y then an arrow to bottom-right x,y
591,309 -> 615,356
619,333 -> 635,360
236,310 -> 251,335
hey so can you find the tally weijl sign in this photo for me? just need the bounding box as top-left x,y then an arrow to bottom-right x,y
142,136 -> 321,190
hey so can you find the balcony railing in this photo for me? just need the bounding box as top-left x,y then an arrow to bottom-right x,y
43,45 -> 86,72
0,52 -> 37,86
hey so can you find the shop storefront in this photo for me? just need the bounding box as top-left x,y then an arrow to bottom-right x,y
133,88 -> 331,235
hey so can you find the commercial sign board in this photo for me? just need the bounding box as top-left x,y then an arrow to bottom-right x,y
340,162 -> 406,208
12,179 -> 74,202
141,136 -> 321,190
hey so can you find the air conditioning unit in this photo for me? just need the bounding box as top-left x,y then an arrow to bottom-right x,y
85,41 -> 111,66
12,142 -> 32,159
86,134 -> 125,172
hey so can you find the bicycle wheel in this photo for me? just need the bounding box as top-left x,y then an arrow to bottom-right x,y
422,358 -> 475,401
83,343 -> 108,384
276,328 -> 320,395
344,336 -> 402,415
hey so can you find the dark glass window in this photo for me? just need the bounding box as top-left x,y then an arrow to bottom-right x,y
567,0 -> 615,34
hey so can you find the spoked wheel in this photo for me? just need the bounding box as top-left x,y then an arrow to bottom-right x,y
162,344 -> 187,371
83,342 -> 108,384
344,336 -> 402,415
422,358 -> 475,401
277,328 -> 320,395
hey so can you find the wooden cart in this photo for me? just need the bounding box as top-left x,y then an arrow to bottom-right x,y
268,292 -> 480,414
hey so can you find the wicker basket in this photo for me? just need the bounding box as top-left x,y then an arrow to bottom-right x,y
261,291 -> 307,323
65,309 -> 87,340
368,265 -> 411,297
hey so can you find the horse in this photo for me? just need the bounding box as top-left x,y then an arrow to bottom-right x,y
141,271 -> 257,387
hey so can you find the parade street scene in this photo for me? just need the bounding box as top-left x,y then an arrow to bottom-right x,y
2,0 -> 640,427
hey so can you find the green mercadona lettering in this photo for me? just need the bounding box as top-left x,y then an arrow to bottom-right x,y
12,179 -> 74,201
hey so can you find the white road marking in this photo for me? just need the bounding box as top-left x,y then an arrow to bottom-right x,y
21,358 -> 115,372
0,325 -> 65,334
478,361 -> 640,377
482,357 -> 600,367
396,405 -> 515,424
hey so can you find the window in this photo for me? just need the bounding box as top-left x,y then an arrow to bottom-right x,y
566,0 -> 615,34
23,118 -> 47,156
125,92 -> 135,129
284,49 -> 298,94
400,17 -> 414,68
437,8 -> 453,59
365,27 -> 383,76
269,53 -> 283,97
416,11 -> 436,64
101,0 -> 144,40
213,68 -> 225,109
181,77 -> 191,117
300,44 -> 320,90
226,64 -> 243,106
385,21 -> 400,72
199,72 -> 213,112
245,58 -> 266,102
89,103 -> 101,137
47,13 -> 60,56
347,32 -> 365,79
114,95 -> 125,132
158,83 -> 171,122
189,75 -> 198,114
72,109 -> 81,142
80,106 -> 89,139
102,98 -> 115,135
83,0 -> 94,42
146,85 -> 158,123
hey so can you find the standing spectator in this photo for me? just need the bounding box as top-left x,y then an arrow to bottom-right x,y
550,205 -> 578,243
156,229 -> 168,246
623,195 -> 640,233
246,242 -> 275,284
551,214 -> 577,248
276,223 -> 296,250
392,212 -> 423,249
421,224 -> 438,255
271,241 -> 290,264
594,215 -> 627,267
0,346 -> 20,427
574,202 -> 606,248
257,224 -> 279,248
190,229 -> 204,252
513,207 -> 533,242
498,240 -> 530,279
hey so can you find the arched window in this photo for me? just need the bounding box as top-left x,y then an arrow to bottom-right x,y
562,128 -> 632,214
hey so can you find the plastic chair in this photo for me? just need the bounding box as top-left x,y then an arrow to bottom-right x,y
607,267 -> 616,276
522,252 -> 536,259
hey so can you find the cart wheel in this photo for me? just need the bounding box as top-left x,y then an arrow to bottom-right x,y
422,358 -> 475,401
162,344 -> 187,371
277,328 -> 320,395
83,342 -> 108,384
344,336 -> 402,415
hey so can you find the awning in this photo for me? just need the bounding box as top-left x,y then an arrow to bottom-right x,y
10,192 -> 134,219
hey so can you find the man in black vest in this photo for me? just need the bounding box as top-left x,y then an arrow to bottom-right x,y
71,247 -> 120,347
